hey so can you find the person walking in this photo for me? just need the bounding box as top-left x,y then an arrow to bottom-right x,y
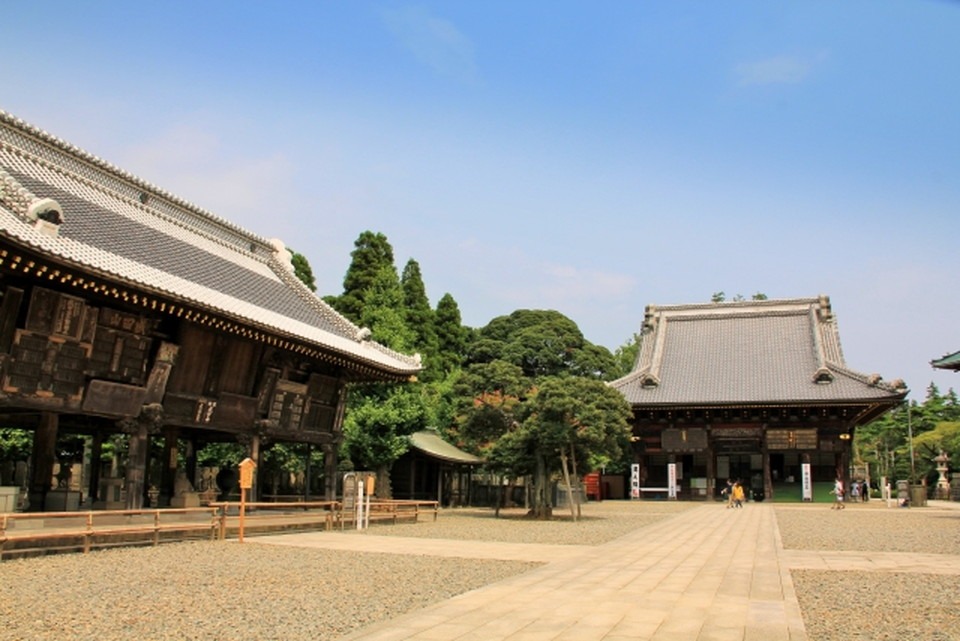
831,478 -> 845,510
721,478 -> 734,508
732,481 -> 745,508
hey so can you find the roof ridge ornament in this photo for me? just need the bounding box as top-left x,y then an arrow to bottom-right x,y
812,367 -> 834,384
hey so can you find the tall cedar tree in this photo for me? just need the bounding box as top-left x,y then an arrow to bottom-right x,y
401,259 -> 438,374
289,250 -> 317,292
324,231 -> 395,324
434,293 -> 469,376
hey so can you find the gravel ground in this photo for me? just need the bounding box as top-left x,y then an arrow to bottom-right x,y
1,501 -> 957,641
775,502 -> 960,554
370,501 -> 696,545
0,542 -> 540,641
776,503 -> 960,641
793,571 -> 960,641
0,501 -> 691,641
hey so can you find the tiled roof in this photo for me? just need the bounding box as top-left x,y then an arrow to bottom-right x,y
611,296 -> 907,406
0,111 -> 420,377
931,350 -> 960,371
409,429 -> 483,465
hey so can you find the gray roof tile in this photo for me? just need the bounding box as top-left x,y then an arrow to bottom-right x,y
0,111 -> 420,376
612,297 -> 906,406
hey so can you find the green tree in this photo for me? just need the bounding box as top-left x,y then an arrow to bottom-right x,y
612,333 -> 641,379
401,259 -> 438,372
289,250 -> 317,292
434,293 -> 469,376
359,264 -> 415,352
324,231 -> 395,323
469,310 -> 617,381
340,384 -> 429,496
487,376 -> 632,519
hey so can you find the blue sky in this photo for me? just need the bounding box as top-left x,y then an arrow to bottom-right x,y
2,1 -> 958,399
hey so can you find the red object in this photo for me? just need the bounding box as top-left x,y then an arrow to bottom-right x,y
584,472 -> 602,500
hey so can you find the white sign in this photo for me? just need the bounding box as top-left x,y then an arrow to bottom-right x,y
630,463 -> 640,499
668,463 -> 677,499
801,463 -> 812,501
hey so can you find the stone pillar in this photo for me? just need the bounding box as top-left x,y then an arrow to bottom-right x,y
27,412 -> 58,511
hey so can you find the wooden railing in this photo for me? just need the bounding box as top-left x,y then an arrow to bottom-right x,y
0,498 -> 440,559
0,507 -> 219,559
342,499 -> 440,528
207,500 -> 341,539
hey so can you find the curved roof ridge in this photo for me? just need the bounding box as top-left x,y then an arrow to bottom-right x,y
824,361 -> 907,394
0,111 -> 272,253
1,139 -> 282,269
650,296 -> 822,313
263,248 -> 420,368
0,165 -> 35,219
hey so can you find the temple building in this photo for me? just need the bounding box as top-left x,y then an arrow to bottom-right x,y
611,296 -> 907,501
931,350 -> 960,373
390,428 -> 482,506
0,111 -> 420,511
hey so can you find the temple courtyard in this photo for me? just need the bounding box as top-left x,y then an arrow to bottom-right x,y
1,500 -> 958,641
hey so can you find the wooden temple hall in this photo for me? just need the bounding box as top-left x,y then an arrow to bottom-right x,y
0,111 -> 421,512
611,297 -> 907,501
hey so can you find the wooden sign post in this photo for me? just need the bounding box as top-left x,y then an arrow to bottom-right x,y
238,457 -> 257,543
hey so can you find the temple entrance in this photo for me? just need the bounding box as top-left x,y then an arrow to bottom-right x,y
714,450 -> 764,501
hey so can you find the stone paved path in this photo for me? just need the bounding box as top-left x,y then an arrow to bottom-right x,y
256,502 -> 960,641
263,504 -> 801,640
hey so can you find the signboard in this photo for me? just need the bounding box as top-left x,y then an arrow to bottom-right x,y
767,429 -> 818,450
630,464 -> 640,499
662,428 -> 708,452
801,463 -> 812,501
667,463 -> 677,499
239,457 -> 257,490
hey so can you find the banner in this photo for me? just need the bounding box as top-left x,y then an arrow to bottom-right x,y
801,463 -> 812,501
630,463 -> 640,499
668,463 -> 677,499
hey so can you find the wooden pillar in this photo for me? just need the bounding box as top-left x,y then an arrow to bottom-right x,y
323,445 -> 336,500
706,445 -> 715,500
160,428 -> 180,507
304,443 -> 312,501
248,434 -> 261,501
124,421 -> 149,510
28,412 -> 58,511
184,438 -> 197,492
763,449 -> 773,500
87,431 -> 103,504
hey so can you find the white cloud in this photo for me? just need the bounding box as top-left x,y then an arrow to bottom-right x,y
735,53 -> 824,86
381,5 -> 478,82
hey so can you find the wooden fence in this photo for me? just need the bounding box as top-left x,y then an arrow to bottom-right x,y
0,499 -> 439,560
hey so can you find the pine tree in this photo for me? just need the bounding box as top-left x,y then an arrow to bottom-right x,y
289,250 -> 317,292
434,293 -> 469,376
359,264 -> 415,352
401,259 -> 438,368
326,231 -> 395,323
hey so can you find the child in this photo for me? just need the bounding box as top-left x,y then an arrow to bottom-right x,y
732,481 -> 745,508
